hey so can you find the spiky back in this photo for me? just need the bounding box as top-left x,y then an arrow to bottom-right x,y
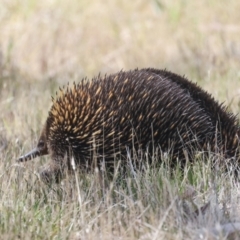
45,69 -> 239,164
144,68 -> 240,156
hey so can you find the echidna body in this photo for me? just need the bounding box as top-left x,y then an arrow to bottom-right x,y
18,68 -> 240,183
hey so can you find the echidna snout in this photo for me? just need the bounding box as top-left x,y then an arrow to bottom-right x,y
18,126 -> 66,184
18,129 -> 49,162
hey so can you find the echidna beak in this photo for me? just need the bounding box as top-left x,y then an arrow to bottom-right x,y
17,147 -> 41,162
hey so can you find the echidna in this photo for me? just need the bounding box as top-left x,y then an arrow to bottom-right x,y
17,68 -> 240,183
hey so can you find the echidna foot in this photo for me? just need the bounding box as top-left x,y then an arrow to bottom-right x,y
39,165 -> 63,184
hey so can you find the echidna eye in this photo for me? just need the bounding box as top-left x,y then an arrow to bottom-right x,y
38,140 -> 45,148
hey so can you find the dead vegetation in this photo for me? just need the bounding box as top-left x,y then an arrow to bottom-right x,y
0,0 -> 240,239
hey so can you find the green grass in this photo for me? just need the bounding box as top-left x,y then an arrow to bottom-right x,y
1,0 -> 240,239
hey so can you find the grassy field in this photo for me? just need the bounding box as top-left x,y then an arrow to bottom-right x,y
1,0 -> 240,239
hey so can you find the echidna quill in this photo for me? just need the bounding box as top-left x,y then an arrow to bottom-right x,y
17,68 -> 240,183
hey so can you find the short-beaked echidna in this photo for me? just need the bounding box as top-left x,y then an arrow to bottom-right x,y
17,68 -> 240,183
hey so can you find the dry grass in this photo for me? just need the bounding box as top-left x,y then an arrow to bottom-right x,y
1,0 -> 240,239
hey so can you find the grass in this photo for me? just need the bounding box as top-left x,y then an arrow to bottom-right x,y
1,154 -> 240,239
1,0 -> 240,239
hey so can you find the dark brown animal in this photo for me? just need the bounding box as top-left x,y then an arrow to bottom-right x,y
17,68 -> 240,183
